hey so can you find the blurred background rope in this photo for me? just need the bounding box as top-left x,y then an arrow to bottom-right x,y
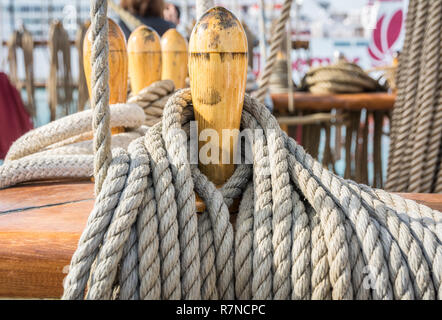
386,0 -> 442,193
47,21 -> 74,121
76,21 -> 90,111
7,27 -> 36,117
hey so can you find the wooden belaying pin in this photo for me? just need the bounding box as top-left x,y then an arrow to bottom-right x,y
84,18 -> 128,105
83,18 -> 128,134
161,28 -> 188,89
189,7 -> 248,186
127,25 -> 162,95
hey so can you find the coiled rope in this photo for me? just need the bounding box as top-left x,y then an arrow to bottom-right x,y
386,0 -> 442,193
62,88 -> 442,300
128,80 -> 175,126
0,103 -> 145,189
301,61 -> 382,94
0,0 -> 440,300
0,77 -> 176,190
59,0 -> 442,300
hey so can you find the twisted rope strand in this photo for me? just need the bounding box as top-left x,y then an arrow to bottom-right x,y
62,90 -> 442,300
90,0 -> 111,195
253,0 -> 293,102
387,0 -> 442,192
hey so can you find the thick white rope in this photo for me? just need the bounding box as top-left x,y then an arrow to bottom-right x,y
128,80 -> 175,126
90,0 -> 111,195
5,104 -> 144,162
61,89 -> 442,300
1,73 -> 172,190
0,104 -> 144,189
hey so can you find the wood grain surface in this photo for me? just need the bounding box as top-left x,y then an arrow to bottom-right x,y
0,181 -> 93,298
161,28 -> 188,89
189,7 -> 248,185
128,25 -> 162,94
272,92 -> 396,113
84,18 -> 128,105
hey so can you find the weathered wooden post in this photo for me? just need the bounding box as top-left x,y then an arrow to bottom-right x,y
83,18 -> 128,105
161,28 -> 188,89
189,7 -> 248,186
127,25 -> 162,94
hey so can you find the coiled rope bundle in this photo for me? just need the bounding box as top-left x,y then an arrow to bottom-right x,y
62,88 -> 442,300
58,0 -> 442,300
128,80 -> 175,126
1,0 -> 439,300
301,61 -> 382,94
0,78 -> 175,189
0,103 -> 145,189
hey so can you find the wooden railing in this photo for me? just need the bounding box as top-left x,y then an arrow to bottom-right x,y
271,92 -> 395,188
1,40 -> 76,47
4,39 -> 80,89
271,92 -> 395,112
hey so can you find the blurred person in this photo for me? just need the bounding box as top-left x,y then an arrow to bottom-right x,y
119,0 -> 175,38
163,3 -> 180,25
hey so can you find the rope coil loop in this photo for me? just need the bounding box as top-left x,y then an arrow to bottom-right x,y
58,0 -> 442,301
0,75 -> 176,190
0,104 -> 145,189
301,62 -> 382,94
128,80 -> 175,126
62,88 -> 442,300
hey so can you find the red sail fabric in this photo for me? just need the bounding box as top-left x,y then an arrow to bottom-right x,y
0,72 -> 33,159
